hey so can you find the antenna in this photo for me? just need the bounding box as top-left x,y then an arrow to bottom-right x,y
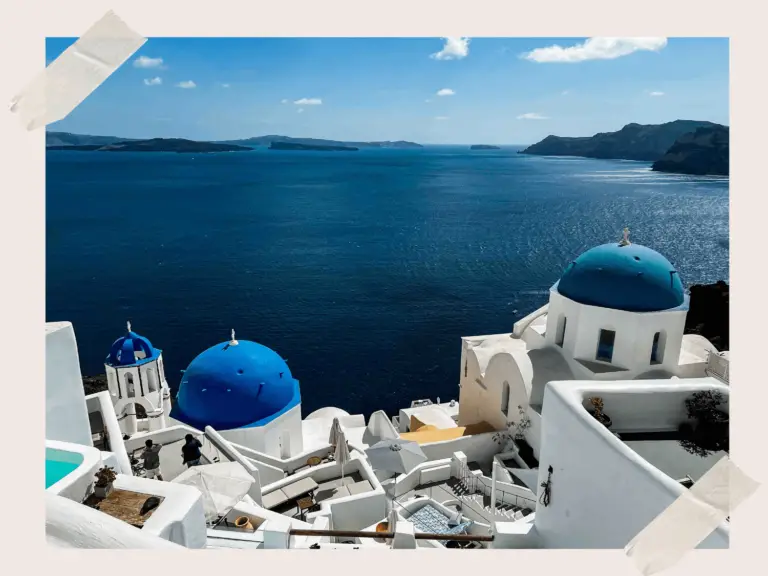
127,320 -> 132,332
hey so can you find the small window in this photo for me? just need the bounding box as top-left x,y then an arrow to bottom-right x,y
501,381 -> 510,416
651,331 -> 665,364
596,329 -> 616,363
555,316 -> 567,347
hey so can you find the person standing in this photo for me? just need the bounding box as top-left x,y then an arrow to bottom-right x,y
142,439 -> 164,481
182,434 -> 203,468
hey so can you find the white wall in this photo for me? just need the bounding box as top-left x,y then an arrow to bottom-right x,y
420,431 -> 500,466
533,379 -> 729,549
113,474 -> 208,548
545,291 -> 688,378
46,322 -> 92,446
46,493 -> 184,548
219,404 -> 304,458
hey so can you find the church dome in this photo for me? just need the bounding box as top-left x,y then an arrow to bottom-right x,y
556,242 -> 685,312
173,336 -> 300,430
106,323 -> 159,367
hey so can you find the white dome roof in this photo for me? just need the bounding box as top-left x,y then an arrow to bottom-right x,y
305,407 -> 350,421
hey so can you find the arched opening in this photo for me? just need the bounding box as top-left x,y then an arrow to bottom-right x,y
147,367 -> 158,392
650,331 -> 666,365
555,315 -> 567,347
501,380 -> 510,416
125,373 -> 136,398
596,329 -> 616,363
107,371 -> 118,399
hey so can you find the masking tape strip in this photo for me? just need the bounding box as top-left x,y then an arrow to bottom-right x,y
625,456 -> 759,576
9,11 -> 145,130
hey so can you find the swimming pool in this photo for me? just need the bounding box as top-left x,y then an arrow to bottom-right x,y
46,447 -> 84,488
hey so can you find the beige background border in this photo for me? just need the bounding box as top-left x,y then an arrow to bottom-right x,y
0,1 -> 762,574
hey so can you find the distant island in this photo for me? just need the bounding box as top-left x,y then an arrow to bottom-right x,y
268,141 -> 358,152
46,131 -> 423,151
652,125 -> 729,176
46,138 -> 253,153
221,135 -> 422,149
470,145 -> 501,150
519,120 -> 723,162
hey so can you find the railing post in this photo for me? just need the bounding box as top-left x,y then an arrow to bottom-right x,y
491,460 -> 498,516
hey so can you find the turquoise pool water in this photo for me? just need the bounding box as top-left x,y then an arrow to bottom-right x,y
46,448 -> 83,488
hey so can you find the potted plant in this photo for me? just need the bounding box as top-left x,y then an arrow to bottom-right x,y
679,390 -> 729,457
93,466 -> 117,498
588,397 -> 612,429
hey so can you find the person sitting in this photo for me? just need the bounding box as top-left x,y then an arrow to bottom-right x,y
182,434 -> 203,468
142,439 -> 164,480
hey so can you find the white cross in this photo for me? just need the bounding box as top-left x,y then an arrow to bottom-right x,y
620,227 -> 631,246
127,321 -> 132,332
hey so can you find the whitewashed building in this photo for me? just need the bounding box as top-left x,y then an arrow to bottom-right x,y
44,231 -> 732,550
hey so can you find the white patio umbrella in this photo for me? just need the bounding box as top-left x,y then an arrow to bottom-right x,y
365,439 -> 427,476
329,417 -> 343,447
172,461 -> 254,523
365,439 -> 427,521
334,429 -> 351,480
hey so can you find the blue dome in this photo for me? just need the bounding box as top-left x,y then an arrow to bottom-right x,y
556,243 -> 685,312
173,339 -> 301,430
107,329 -> 159,367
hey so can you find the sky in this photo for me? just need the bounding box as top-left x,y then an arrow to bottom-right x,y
45,37 -> 729,145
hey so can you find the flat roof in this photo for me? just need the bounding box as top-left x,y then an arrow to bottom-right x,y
623,439 -> 726,482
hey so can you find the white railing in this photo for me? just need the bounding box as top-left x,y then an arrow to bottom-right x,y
705,351 -> 729,384
456,459 -> 536,511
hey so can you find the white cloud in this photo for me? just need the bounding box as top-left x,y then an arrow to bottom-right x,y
297,108 -> 304,114
649,91 -> 665,96
293,98 -> 322,105
430,37 -> 470,60
521,37 -> 667,63
133,56 -> 164,68
143,77 -> 162,86
517,113 -> 549,120
176,80 -> 196,89
434,116 -> 449,121
436,88 -> 455,97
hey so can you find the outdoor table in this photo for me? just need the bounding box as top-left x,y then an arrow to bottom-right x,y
297,496 -> 314,521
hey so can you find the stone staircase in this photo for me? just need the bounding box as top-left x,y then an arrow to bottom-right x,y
446,478 -> 530,522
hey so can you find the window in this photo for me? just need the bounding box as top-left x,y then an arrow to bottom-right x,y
126,373 -> 136,398
651,331 -> 665,364
555,316 -> 567,347
501,381 -> 510,416
596,329 -> 616,363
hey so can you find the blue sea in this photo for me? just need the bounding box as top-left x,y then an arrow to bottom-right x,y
46,147 -> 729,417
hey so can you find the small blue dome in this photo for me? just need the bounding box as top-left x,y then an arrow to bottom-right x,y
107,328 -> 159,367
556,243 -> 685,312
173,339 -> 300,430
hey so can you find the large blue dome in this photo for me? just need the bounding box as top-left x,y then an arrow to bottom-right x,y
106,327 -> 159,367
556,243 -> 685,312
173,339 -> 300,430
